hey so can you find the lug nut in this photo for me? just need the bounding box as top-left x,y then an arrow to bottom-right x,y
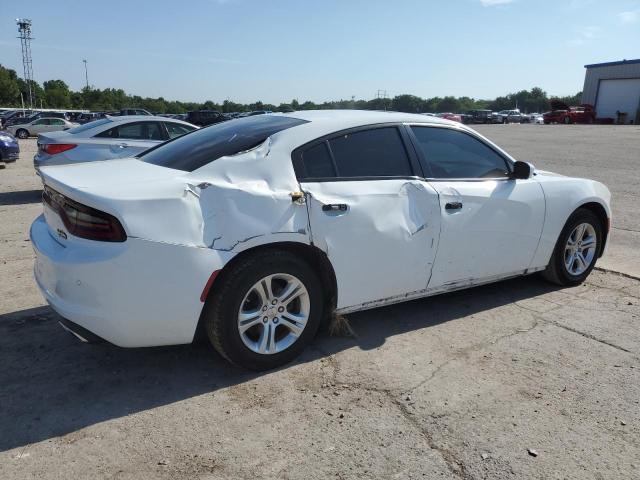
278,306 -> 285,313
272,299 -> 277,305
263,317 -> 268,323
273,317 -> 279,324
262,305 -> 268,311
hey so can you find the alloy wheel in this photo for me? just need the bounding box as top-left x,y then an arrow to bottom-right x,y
237,273 -> 310,355
564,223 -> 597,276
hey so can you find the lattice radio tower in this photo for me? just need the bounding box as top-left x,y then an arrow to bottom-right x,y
16,19 -> 35,109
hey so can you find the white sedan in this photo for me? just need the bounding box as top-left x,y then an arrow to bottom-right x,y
33,116 -> 198,169
31,111 -> 611,370
7,117 -> 78,139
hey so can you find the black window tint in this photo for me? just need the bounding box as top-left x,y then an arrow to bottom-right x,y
140,115 -> 308,172
302,142 -> 335,178
328,127 -> 412,177
411,127 -> 510,179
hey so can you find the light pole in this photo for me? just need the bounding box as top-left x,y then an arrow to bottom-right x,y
82,59 -> 89,90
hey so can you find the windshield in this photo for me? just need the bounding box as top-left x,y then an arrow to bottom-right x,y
139,115 -> 308,172
66,118 -> 112,134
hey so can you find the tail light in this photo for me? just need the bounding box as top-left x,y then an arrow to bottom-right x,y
41,143 -> 77,155
43,186 -> 126,242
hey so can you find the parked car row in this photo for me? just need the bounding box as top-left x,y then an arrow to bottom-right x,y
28,110 -> 610,371
0,130 -> 20,163
34,116 -> 198,168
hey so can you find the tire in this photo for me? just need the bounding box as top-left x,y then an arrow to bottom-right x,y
563,116 -> 572,125
16,129 -> 29,139
202,250 -> 324,370
503,117 -> 509,124
542,209 -> 602,286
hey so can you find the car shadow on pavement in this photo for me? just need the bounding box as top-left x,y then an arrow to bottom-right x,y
0,275 -> 559,453
0,189 -> 42,206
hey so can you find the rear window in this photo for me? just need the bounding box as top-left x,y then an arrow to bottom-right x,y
67,118 -> 112,134
139,115 -> 308,171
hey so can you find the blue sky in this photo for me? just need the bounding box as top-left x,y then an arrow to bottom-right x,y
1,0 -> 639,104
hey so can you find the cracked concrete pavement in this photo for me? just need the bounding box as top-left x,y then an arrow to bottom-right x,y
1,129 -> 639,479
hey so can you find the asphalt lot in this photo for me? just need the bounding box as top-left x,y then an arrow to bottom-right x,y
1,127 -> 639,479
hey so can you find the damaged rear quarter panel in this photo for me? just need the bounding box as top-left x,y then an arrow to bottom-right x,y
186,138 -> 311,253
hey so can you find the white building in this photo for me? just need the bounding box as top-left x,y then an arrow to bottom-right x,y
582,59 -> 640,124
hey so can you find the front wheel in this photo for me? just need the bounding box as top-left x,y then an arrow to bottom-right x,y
542,209 -> 602,286
16,129 -> 29,139
563,116 -> 572,124
202,250 -> 324,370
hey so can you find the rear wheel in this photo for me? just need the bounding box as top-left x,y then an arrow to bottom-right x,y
16,129 -> 29,139
203,250 -> 324,370
542,209 -> 602,286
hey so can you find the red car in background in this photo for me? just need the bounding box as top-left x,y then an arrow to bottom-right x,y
543,100 -> 595,124
436,112 -> 463,123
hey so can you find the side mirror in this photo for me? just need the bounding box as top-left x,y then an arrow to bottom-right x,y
512,161 -> 534,180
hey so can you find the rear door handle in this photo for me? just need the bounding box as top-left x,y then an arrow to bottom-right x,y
445,201 -> 463,210
322,203 -> 348,212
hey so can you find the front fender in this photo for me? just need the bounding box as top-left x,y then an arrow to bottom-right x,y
530,176 -> 611,269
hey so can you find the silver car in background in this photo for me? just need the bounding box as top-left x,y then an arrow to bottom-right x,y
7,118 -> 79,139
34,116 -> 197,169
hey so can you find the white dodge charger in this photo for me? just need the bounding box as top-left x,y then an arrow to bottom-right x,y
31,111 -> 611,370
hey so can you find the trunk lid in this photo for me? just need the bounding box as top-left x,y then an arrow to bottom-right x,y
38,159 -> 206,246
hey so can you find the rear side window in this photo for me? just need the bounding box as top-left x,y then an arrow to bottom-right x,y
411,127 -> 510,179
301,142 -> 335,178
296,126 -> 413,179
165,122 -> 196,139
140,115 -> 308,171
329,127 -> 412,177
67,118 -> 112,134
96,122 -> 164,141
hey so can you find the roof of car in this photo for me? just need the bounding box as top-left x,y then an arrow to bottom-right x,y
283,109 -> 457,130
105,115 -> 196,126
260,109 -> 469,151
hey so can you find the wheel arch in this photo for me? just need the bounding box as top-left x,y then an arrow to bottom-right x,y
576,201 -> 609,257
196,241 -> 338,339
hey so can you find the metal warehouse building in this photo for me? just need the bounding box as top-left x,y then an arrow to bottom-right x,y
582,59 -> 640,124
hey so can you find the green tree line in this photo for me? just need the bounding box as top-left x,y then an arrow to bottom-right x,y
0,64 -> 581,114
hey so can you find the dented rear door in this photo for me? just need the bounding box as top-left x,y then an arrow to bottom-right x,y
294,125 -> 440,310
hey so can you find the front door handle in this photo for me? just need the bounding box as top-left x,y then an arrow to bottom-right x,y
445,201 -> 463,210
322,203 -> 348,212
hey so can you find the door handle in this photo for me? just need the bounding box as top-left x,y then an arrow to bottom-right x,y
445,201 -> 463,210
322,203 -> 348,212
117,143 -> 128,148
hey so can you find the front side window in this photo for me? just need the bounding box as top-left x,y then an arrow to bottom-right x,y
411,126 -> 510,179
51,119 -> 65,126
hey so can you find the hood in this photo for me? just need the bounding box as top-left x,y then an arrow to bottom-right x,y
535,169 -> 565,177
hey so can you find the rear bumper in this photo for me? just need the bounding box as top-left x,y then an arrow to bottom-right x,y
31,214 -> 233,347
